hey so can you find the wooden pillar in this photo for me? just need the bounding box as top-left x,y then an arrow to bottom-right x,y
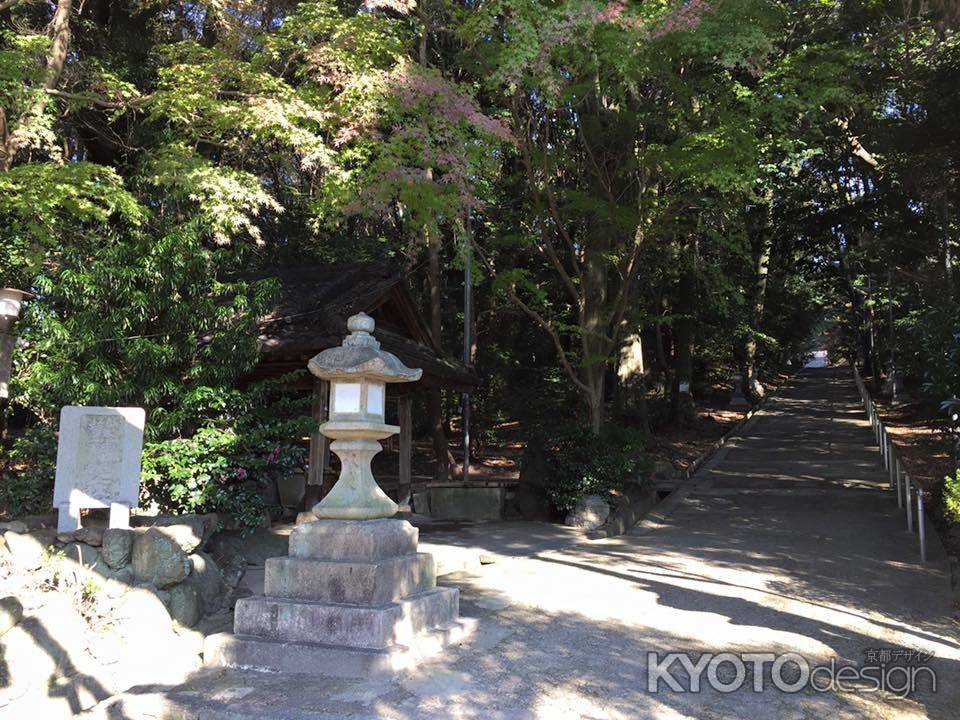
398,395 -> 413,508
305,378 -> 330,508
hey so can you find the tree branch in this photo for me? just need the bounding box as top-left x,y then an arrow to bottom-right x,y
831,114 -> 879,168
1,0 -> 73,171
44,87 -> 152,110
576,119 -> 616,205
513,99 -> 583,281
469,236 -> 592,396
534,227 -> 581,308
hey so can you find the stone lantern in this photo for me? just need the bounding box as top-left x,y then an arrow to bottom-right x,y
205,311 -> 475,677
0,288 -> 34,400
307,312 -> 421,520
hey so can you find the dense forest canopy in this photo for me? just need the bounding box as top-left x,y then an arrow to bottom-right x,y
1,0 -> 958,519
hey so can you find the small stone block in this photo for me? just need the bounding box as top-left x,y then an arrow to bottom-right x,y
264,553 -> 436,605
289,518 -> 418,562
57,504 -> 81,533
109,502 -> 130,529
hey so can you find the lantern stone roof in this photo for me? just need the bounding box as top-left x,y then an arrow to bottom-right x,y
251,263 -> 478,391
307,313 -> 422,384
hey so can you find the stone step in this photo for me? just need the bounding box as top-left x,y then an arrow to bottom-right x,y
289,518 -> 418,562
203,616 -> 478,678
233,587 -> 460,650
264,553 -> 436,604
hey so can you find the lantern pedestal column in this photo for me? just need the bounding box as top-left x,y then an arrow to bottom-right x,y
312,422 -> 399,520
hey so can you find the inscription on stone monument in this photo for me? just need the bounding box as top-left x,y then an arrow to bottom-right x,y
53,406 -> 145,532
75,415 -> 124,504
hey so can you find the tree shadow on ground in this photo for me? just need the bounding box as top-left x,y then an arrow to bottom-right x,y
90,570 -> 955,720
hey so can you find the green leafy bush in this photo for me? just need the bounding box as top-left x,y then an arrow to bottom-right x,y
140,424 -> 309,532
535,423 -> 649,512
2,374 -> 312,530
139,379 -> 312,531
943,470 -> 960,524
0,426 -> 58,519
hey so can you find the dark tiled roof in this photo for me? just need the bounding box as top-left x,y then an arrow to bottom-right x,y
255,263 -> 478,389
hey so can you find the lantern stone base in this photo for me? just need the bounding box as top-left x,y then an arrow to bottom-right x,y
204,618 -> 477,678
203,519 -> 476,677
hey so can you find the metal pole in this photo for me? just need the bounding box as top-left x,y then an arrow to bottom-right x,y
896,460 -> 903,509
867,275 -> 876,382
887,268 -> 898,404
889,449 -> 896,489
905,474 -> 914,532
918,490 -> 927,563
461,210 -> 473,484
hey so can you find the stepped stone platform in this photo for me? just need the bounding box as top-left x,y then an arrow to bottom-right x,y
204,518 -> 476,678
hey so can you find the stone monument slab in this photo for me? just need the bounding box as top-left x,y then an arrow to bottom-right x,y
53,406 -> 145,533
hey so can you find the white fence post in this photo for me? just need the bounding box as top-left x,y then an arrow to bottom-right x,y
918,490 -> 927,563
896,460 -> 903,509
854,367 -> 926,564
905,474 -> 914,533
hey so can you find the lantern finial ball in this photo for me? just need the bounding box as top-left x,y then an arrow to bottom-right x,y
347,312 -> 375,335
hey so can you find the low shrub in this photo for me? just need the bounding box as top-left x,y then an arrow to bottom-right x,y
140,385 -> 312,531
0,426 -> 58,519
943,470 -> 960,524
2,375 -> 312,531
532,423 -> 649,512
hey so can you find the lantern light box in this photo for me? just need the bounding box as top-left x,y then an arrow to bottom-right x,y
331,379 -> 386,421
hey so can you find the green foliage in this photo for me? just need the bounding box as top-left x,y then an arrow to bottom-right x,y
534,423 -> 649,512
900,304 -> 960,398
943,471 -> 960,525
12,231 -> 275,434
139,378 -> 312,530
0,426 -> 57,519
140,427 -> 272,530
0,163 -> 145,287
3,0 -> 958,527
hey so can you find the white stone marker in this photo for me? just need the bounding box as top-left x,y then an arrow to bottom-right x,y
53,406 -> 145,533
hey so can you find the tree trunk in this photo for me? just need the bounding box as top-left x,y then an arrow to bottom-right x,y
0,0 -> 73,171
617,332 -> 650,438
866,276 -> 880,387
580,242 -> 609,434
944,198 -> 954,302
671,247 -> 697,422
653,291 -> 670,376
741,196 -> 773,402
